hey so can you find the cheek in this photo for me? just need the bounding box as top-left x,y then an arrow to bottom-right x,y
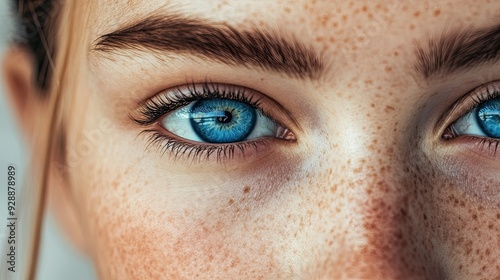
420,179 -> 500,277
72,141 -> 312,279
403,150 -> 500,278
79,177 -> 303,279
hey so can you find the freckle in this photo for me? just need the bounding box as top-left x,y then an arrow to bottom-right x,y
243,185 -> 251,193
472,213 -> 478,220
488,223 -> 494,229
393,51 -> 399,56
413,11 -> 420,17
362,5 -> 368,12
342,14 -> 348,21
284,7 -> 291,14
315,36 -> 324,42
364,79 -> 373,85
384,105 -> 395,113
385,66 -> 393,72
228,199 -> 234,205
409,24 -> 415,30
434,9 -> 441,17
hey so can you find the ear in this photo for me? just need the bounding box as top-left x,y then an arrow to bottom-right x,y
2,47 -> 38,137
2,47 -> 88,254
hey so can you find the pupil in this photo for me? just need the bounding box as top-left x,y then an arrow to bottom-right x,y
216,111 -> 232,123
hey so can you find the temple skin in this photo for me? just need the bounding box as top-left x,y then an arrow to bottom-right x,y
12,0 -> 500,279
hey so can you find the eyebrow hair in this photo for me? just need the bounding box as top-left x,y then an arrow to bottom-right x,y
93,14 -> 324,79
414,23 -> 500,79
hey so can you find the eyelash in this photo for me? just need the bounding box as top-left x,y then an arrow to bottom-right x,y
443,81 -> 500,154
131,82 -> 277,161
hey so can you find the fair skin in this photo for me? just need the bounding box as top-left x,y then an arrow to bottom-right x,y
4,0 -> 500,279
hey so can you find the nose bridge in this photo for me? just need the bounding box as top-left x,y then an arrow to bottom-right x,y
305,103 -> 439,278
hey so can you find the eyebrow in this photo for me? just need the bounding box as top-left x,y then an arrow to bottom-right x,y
414,23 -> 500,79
93,14 -> 324,79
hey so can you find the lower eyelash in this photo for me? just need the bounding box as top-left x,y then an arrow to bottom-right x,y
139,130 -> 268,162
472,137 -> 500,157
460,135 -> 500,158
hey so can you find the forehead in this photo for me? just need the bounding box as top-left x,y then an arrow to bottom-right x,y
88,0 -> 499,72
90,0 -> 497,37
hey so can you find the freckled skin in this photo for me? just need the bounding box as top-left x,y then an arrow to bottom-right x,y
51,0 -> 500,279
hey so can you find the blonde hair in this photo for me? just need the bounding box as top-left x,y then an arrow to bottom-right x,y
11,1 -> 93,278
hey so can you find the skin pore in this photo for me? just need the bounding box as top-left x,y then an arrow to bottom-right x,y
5,0 -> 500,279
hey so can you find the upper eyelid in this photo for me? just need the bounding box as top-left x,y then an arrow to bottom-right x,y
130,83 -> 303,134
132,83 -> 260,124
442,80 -> 500,139
437,81 -> 500,133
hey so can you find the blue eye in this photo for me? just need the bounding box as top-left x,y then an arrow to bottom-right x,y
450,97 -> 500,138
190,99 -> 256,143
477,98 -> 500,138
161,98 -> 281,143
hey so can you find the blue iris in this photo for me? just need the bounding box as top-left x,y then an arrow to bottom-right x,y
189,99 -> 257,143
477,98 -> 500,138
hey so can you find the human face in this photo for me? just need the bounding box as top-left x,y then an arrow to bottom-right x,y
60,0 -> 500,279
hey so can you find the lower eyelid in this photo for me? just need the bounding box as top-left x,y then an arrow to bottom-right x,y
140,129 -> 286,162
445,136 -> 500,159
